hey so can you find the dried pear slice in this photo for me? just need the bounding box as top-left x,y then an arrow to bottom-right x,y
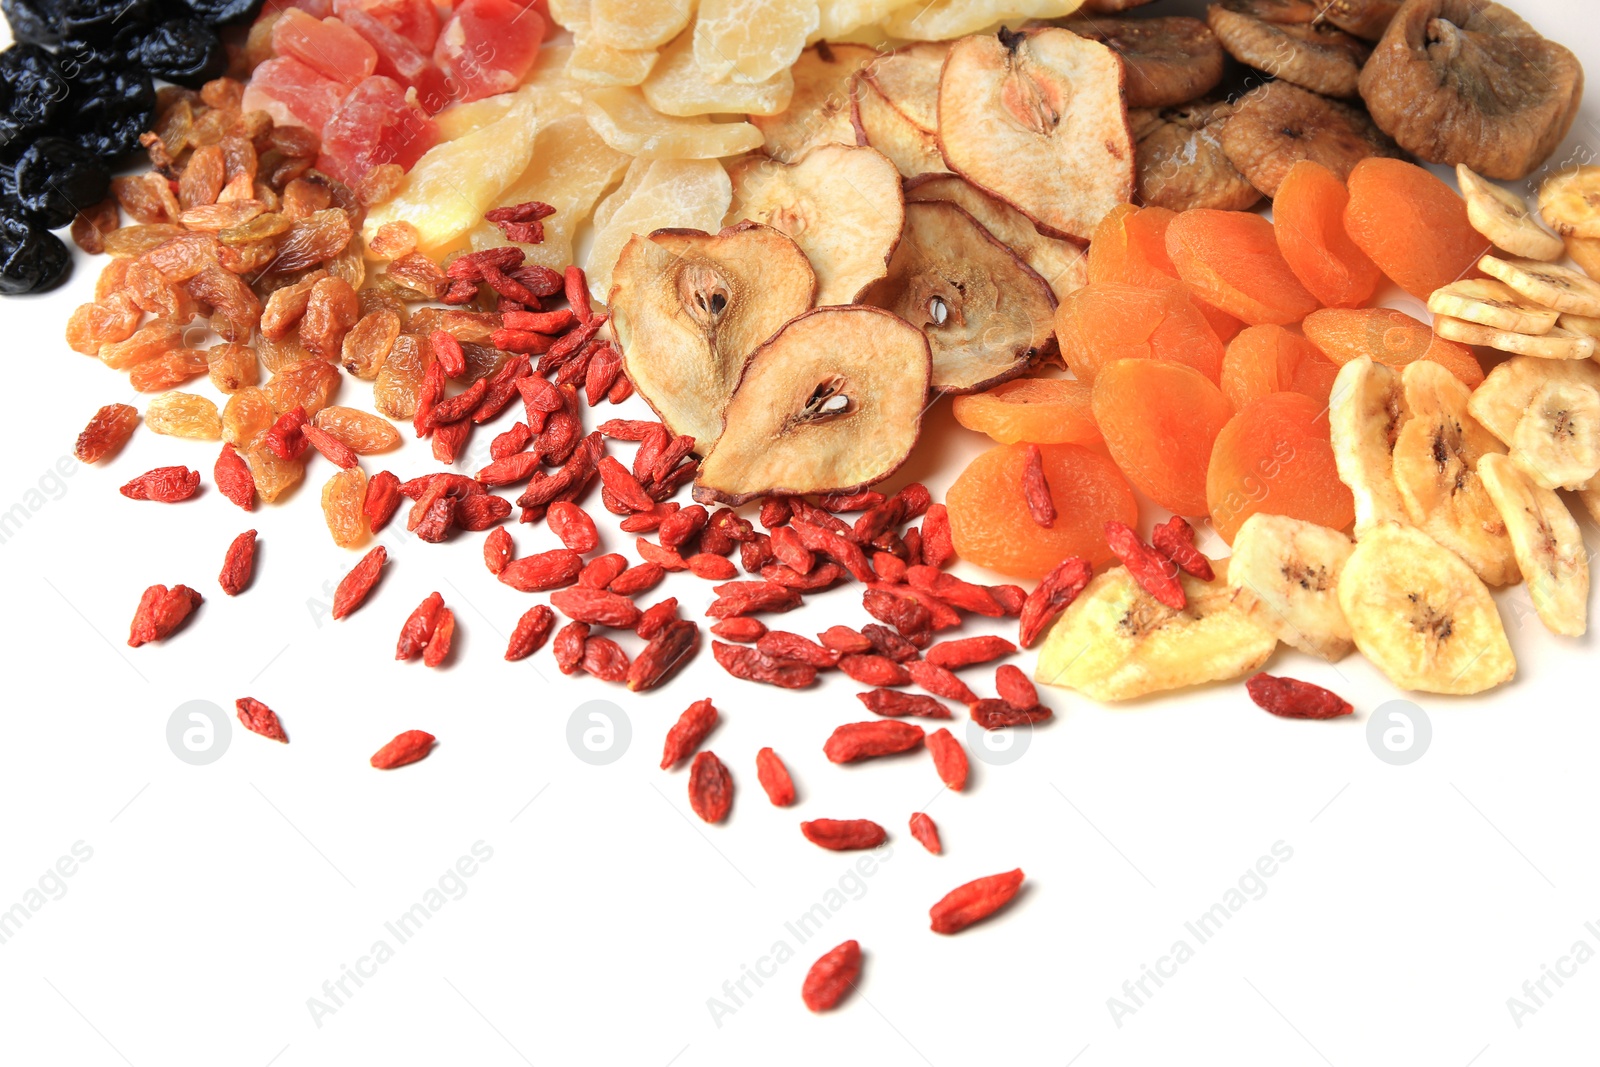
1427,279 -> 1558,335
858,41 -> 947,133
643,30 -> 795,117
904,172 -> 1088,300
583,87 -> 763,159
1329,356 -> 1410,536
1538,166 -> 1600,240
1064,16 -> 1225,109
1131,100 -> 1261,212
1357,0 -> 1582,181
694,0 -> 819,85
861,199 -> 1057,394
609,223 -> 816,448
1220,81 -> 1397,197
1434,318 -> 1597,362
726,144 -> 904,306
587,158 -> 734,303
1320,0 -> 1401,40
1227,513 -> 1355,661
1207,1 -> 1371,98
852,76 -> 949,179
1478,454 -> 1588,636
1391,359 -> 1517,586
1033,558 -> 1279,702
1456,165 -> 1563,261
694,306 -> 930,505
1467,355 -> 1600,446
1509,380 -> 1600,491
1337,521 -> 1515,695
938,27 -> 1132,242
1477,254 -> 1600,318
884,0 -> 1083,41
750,42 -> 876,163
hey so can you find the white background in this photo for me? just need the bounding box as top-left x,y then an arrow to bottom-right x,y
2,1 -> 1598,1064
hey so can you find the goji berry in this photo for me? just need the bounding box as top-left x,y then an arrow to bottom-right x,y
1150,515 -> 1215,581
930,869 -> 1024,934
214,443 -> 255,511
688,750 -> 732,823
579,553 -> 629,589
483,526 -> 513,575
370,729 -> 435,769
823,721 -> 924,763
121,466 -> 200,502
660,698 -> 718,769
801,819 -> 887,851
505,604 -> 555,661
857,690 -> 952,719
635,597 -> 680,640
908,661 -> 977,705
554,621 -> 590,674
333,546 -> 387,620
1020,443 -> 1056,528
236,697 -> 287,743
128,584 -> 202,647
924,636 -> 1017,670
909,812 -> 942,855
756,747 -> 796,807
1246,673 -> 1354,719
219,530 -> 256,596
817,625 -> 873,654
610,562 -> 665,597
711,617 -> 767,643
499,549 -> 583,592
926,728 -> 968,791
1019,556 -> 1094,648
627,619 -> 700,691
1104,520 -> 1185,610
838,654 -> 911,687
757,631 -> 841,669
551,588 -> 642,629
582,635 -> 630,681
712,641 -> 816,689
364,471 -> 402,532
970,699 -> 1053,730
801,940 -> 861,1013
422,609 -> 454,667
707,581 -> 802,618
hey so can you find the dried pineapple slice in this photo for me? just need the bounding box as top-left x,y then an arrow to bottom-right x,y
693,0 -> 819,86
587,158 -> 735,303
583,87 -> 763,159
1478,453 -> 1588,637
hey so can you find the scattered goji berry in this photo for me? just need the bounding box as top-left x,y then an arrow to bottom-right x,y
1246,673 -> 1354,719
1019,556 -> 1094,648
236,697 -> 287,743
857,689 -> 953,719
1150,515 -> 1215,581
333,546 -> 387,620
756,747 -> 796,807
688,750 -> 732,823
970,699 -> 1053,730
554,621 -> 590,674
628,619 -> 700,691
506,604 -> 555,661
499,549 -> 583,592
995,664 -> 1039,710
581,635 -> 630,681
370,729 -> 435,769
926,728 -> 968,791
712,641 -> 816,689
801,940 -> 861,1013
801,818 -> 887,851
214,443 -> 255,511
838,654 -> 912,687
823,721 -> 924,763
929,869 -> 1025,934
711,617 -> 767,643
219,529 -> 256,596
924,635 -> 1017,670
128,584 -> 202,647
909,812 -> 942,855
1104,520 -> 1186,610
121,466 -> 200,502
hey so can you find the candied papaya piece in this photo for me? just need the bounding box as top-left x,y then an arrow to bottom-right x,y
1219,324 -> 1341,411
947,443 -> 1138,579
1092,358 -> 1234,515
1166,209 -> 1320,326
1056,282 -> 1224,384
1343,157 -> 1488,299
1090,202 -> 1244,342
1273,160 -> 1381,309
1206,392 -> 1354,544
951,377 -> 1101,446
1302,307 -> 1484,388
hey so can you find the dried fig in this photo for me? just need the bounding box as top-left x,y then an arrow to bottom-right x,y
1064,16 -> 1225,109
1208,1 -> 1372,98
1221,81 -> 1399,197
1131,99 -> 1261,212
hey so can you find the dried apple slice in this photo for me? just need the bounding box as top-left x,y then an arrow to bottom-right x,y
587,158 -> 735,303
859,41 -> 948,133
853,76 -> 949,179
750,42 -> 876,163
904,172 -> 1087,299
609,223 -> 817,447
726,144 -> 903,305
862,199 -> 1057,393
693,0 -> 819,85
938,27 -> 1132,241
583,87 -> 763,159
884,0 -> 1085,41
644,30 -> 795,117
695,307 -> 930,504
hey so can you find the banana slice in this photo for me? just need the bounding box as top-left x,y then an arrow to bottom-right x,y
1467,356 -> 1600,446
1478,254 -> 1600,318
1033,558 -> 1278,702
1226,514 -> 1355,661
1391,360 -> 1518,586
1537,166 -> 1600,240
1478,453 -> 1589,637
1427,279 -> 1558,335
1509,380 -> 1600,490
1457,165 -> 1564,261
1329,357 -> 1411,537
1434,317 -> 1597,361
1338,522 -> 1515,695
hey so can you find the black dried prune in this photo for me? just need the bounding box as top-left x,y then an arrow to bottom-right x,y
1,0 -> 65,45
178,0 -> 261,27
0,213 -> 72,295
0,44 -> 69,149
58,48 -> 156,160
133,18 -> 228,88
12,137 -> 109,229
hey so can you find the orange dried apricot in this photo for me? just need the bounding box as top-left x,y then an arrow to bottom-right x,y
1343,157 -> 1488,299
1091,358 -> 1234,515
1219,325 -> 1341,411
1206,392 -> 1354,544
1166,209 -> 1320,326
1273,160 -> 1381,309
946,443 -> 1138,578
1090,203 -> 1244,342
1301,307 -> 1484,388
951,377 -> 1101,446
1057,282 -> 1224,384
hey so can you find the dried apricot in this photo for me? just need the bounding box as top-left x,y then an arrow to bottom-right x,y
1166,209 -> 1320,326
951,377 -> 1101,446
1219,325 -> 1340,411
1056,283 -> 1224,384
1343,157 -> 1487,299
1206,392 -> 1354,544
1092,358 -> 1234,515
947,443 -> 1137,578
1089,203 -> 1243,342
1302,307 -> 1484,388
1273,160 -> 1381,309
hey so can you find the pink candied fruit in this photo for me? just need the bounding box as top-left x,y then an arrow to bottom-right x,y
434,0 -> 544,104
317,75 -> 439,186
272,8 -> 378,90
333,0 -> 440,52
241,56 -> 350,133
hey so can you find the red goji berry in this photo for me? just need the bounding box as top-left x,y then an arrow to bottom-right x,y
333,546 -> 386,620
856,689 -> 952,719
801,940 -> 861,1013
930,869 -> 1025,934
838,654 -> 911,687
236,697 -> 287,743
660,698 -> 718,769
581,635 -> 630,681
1019,556 -> 1094,648
1104,520 -> 1185,610
219,529 -> 256,596
120,465 -> 200,502
1151,515 -> 1216,581
926,727 -> 967,791
550,587 -> 642,629
579,553 -> 628,588
688,750 -> 732,823
923,635 -> 1017,670
505,604 -> 555,661
995,664 -> 1039,710
553,621 -> 590,674
801,818 -> 886,851
909,812 -> 942,855
370,729 -> 435,769
627,619 -> 700,691
1246,673 -> 1354,719
499,549 -> 583,592
970,698 -> 1052,730
712,641 -> 816,689
711,617 -> 767,643
823,721 -> 924,763
756,747 -> 796,807
756,631 -> 840,669
128,584 -> 202,647
214,443 -> 255,511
